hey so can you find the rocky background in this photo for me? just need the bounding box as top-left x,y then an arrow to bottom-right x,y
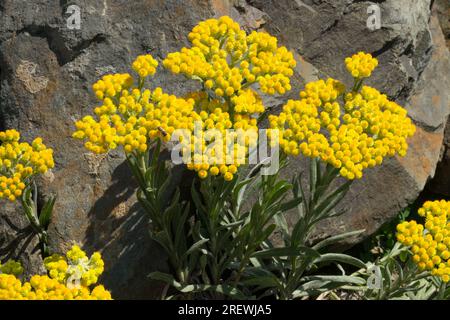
1,0 -> 449,299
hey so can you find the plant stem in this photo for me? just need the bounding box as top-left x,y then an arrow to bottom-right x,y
20,184 -> 50,258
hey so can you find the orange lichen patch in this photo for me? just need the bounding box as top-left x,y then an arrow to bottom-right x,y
396,126 -> 443,189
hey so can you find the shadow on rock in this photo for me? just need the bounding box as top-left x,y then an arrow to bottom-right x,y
85,160 -> 168,299
0,215 -> 36,261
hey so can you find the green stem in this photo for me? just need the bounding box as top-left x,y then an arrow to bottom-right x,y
139,151 -> 147,173
437,280 -> 446,300
285,159 -> 350,297
20,184 -> 50,258
352,78 -> 364,93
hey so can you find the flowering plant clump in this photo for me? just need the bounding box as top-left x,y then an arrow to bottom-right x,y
397,200 -> 450,282
269,52 -> 416,180
73,16 -> 296,181
0,129 -> 56,257
71,16 -> 428,300
163,16 -> 296,179
0,129 -> 54,201
0,245 -> 111,300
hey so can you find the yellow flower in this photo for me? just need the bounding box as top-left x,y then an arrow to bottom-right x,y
269,54 -> 415,180
345,51 -> 378,78
198,170 -> 208,179
163,16 -> 296,112
0,274 -> 111,300
396,200 -> 450,282
44,245 -> 105,288
73,17 -> 297,182
73,84 -> 196,155
224,172 -> 234,181
0,254 -> 112,300
178,93 -> 258,180
232,89 -> 264,114
0,130 -> 54,202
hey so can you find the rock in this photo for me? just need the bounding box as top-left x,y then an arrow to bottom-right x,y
0,202 -> 45,278
435,0 -> 450,48
0,0 -> 449,298
428,116 -> 450,197
427,0 -> 450,198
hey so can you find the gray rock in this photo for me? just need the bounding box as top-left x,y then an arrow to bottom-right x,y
0,201 -> 45,279
428,116 -> 450,197
435,0 -> 450,48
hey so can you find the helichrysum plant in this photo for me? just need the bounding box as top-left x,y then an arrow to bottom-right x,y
323,201 -> 450,300
0,245 -> 111,300
73,15 -> 296,181
239,52 -> 416,299
397,200 -> 450,283
269,52 -> 416,180
0,129 -> 56,256
72,15 -> 419,300
72,16 -> 298,298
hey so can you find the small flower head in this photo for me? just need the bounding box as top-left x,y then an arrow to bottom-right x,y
132,54 -> 158,78
44,244 -> 105,288
0,245 -> 111,300
345,51 -> 378,79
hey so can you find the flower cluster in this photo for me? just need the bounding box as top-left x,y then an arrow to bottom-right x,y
269,53 -> 415,180
0,274 -> 111,300
92,73 -> 133,101
73,86 -> 196,154
345,51 -> 378,79
163,16 -> 296,108
132,54 -> 158,78
232,89 -> 265,114
397,200 -> 450,283
0,129 -> 54,201
0,245 -> 111,300
178,92 -> 259,180
44,245 -> 104,287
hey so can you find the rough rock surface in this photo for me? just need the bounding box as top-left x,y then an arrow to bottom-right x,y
0,0 -> 449,298
429,116 -> 450,197
436,0 -> 450,48
428,0 -> 450,198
